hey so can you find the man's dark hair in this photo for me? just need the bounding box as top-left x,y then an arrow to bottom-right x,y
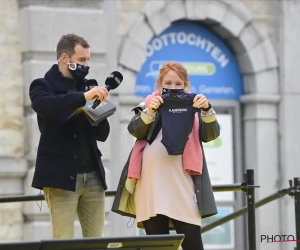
56,34 -> 90,60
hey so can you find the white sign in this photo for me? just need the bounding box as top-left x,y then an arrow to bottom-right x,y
203,114 -> 234,201
202,206 -> 235,249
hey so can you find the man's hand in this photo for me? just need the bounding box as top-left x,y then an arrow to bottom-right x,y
84,86 -> 109,102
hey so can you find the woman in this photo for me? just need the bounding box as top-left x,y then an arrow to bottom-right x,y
113,62 -> 220,250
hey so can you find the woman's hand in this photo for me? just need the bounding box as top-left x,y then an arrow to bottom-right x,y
193,94 -> 209,109
148,96 -> 164,113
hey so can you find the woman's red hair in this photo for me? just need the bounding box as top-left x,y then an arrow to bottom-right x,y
156,62 -> 191,91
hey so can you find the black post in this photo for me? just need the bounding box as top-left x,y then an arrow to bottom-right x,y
294,178 -> 300,250
246,169 -> 256,250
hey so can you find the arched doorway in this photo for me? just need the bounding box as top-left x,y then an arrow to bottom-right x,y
117,1 -> 280,248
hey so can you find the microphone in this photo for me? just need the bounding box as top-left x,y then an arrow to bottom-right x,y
86,79 -> 98,89
92,71 -> 123,109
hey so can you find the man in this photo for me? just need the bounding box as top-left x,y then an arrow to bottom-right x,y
30,34 -> 110,238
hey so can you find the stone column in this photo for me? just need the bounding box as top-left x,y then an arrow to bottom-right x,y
279,0 -> 300,240
0,0 -> 27,242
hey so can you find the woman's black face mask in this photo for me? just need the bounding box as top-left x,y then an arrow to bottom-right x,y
162,88 -> 184,98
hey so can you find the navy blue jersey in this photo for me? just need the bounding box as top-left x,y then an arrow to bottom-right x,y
158,93 -> 197,155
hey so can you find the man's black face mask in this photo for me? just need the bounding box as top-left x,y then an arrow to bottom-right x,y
67,59 -> 90,80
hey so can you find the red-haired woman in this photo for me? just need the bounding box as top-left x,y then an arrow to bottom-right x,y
118,62 -> 220,250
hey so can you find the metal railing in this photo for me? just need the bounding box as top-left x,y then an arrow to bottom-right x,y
1,169 -> 300,250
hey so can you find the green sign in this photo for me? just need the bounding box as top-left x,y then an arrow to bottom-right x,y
181,62 -> 216,75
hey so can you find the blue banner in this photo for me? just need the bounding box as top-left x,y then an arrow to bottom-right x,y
135,21 -> 243,100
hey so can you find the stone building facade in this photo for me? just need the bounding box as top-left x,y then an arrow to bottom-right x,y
0,1 -> 299,250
